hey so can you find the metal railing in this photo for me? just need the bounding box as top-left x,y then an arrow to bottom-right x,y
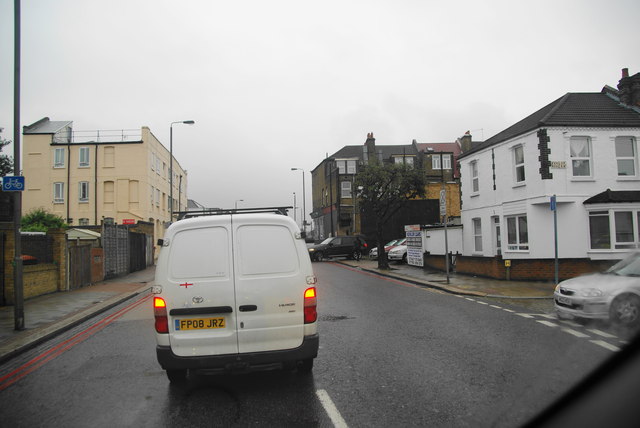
53,129 -> 142,144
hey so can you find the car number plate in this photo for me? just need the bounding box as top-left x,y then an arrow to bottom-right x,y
557,296 -> 572,305
175,317 -> 226,331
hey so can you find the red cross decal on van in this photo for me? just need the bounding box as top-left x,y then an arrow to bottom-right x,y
180,282 -> 193,288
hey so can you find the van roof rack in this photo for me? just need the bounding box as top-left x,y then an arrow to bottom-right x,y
175,206 -> 292,220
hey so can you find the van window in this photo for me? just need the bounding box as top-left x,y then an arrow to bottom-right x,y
236,225 -> 298,275
169,227 -> 229,279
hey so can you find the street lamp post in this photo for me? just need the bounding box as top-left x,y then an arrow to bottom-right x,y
291,168 -> 306,233
169,120 -> 194,222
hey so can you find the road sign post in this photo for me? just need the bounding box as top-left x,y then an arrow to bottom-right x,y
551,195 -> 558,284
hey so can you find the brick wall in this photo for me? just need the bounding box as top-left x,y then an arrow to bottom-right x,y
425,253 -> 617,281
1,224 -> 68,305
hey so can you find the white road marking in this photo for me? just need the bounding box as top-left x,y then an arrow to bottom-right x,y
490,305 -> 502,309
560,320 -> 583,328
477,301 -> 488,305
316,389 -> 349,428
590,340 -> 621,352
561,328 -> 590,338
503,308 -> 515,313
537,320 -> 559,327
537,314 -> 556,320
516,313 -> 534,318
587,328 -> 617,339
465,298 -> 476,302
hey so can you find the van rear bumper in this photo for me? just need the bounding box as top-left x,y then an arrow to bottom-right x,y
156,334 -> 319,371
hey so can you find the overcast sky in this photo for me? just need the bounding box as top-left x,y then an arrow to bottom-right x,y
1,0 -> 639,222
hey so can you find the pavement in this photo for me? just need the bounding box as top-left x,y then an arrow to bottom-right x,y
0,259 -> 556,365
0,266 -> 155,365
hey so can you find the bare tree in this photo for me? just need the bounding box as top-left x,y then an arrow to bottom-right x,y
355,162 -> 426,270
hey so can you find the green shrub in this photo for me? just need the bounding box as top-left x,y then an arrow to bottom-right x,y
21,208 -> 68,232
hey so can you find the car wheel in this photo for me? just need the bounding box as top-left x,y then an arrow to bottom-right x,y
314,252 -> 325,262
298,358 -> 314,374
166,369 -> 187,384
610,294 -> 640,328
401,253 -> 407,264
352,250 -> 361,261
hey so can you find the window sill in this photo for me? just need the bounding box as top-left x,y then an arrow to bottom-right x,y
512,182 -> 526,188
616,177 -> 640,181
570,178 -> 595,182
470,192 -> 480,198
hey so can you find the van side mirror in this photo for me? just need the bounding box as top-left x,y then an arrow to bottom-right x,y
157,239 -> 164,246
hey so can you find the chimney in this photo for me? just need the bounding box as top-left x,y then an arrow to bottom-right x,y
617,68 -> 640,108
459,131 -> 473,153
365,132 -> 377,164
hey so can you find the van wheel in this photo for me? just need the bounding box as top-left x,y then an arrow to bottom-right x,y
298,358 -> 314,374
314,252 -> 325,262
166,369 -> 187,384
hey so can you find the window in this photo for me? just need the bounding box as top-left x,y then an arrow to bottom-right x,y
394,156 -> 414,167
54,182 -> 64,203
104,181 -> 115,205
104,146 -> 115,168
443,155 -> 451,170
79,181 -> 89,202
54,148 -> 65,168
336,159 -> 357,174
151,153 -> 155,172
432,154 -> 451,170
589,210 -> 640,250
156,189 -> 161,206
473,218 -> 483,252
79,147 -> 90,167
615,136 -> 637,177
506,215 -> 528,251
514,146 -> 525,183
341,181 -> 352,198
471,161 -> 479,193
79,218 -> 89,226
570,136 -> 592,177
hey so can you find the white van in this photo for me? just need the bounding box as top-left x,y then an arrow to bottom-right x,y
153,209 -> 318,383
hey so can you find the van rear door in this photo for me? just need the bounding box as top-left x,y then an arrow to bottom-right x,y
232,215 -> 305,353
165,219 -> 239,357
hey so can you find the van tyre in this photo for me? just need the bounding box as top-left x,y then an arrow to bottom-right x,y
298,358 -> 314,374
166,369 -> 187,384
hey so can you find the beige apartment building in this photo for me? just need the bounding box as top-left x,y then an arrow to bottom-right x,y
22,117 -> 188,242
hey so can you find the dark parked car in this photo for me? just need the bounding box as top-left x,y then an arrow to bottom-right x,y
308,236 -> 366,262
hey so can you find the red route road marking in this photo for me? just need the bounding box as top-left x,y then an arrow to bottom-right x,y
0,293 -> 152,392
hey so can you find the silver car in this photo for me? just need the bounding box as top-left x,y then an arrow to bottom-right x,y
554,252 -> 640,327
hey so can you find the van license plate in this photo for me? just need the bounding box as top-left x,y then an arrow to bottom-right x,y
175,318 -> 226,331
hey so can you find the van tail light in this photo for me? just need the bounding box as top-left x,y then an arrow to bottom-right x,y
154,297 -> 169,334
304,287 -> 317,324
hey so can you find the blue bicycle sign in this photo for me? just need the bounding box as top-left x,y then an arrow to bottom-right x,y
2,176 -> 25,192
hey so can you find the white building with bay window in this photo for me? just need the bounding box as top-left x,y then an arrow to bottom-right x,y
457,69 -> 640,277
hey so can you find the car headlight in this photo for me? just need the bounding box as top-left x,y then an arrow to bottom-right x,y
578,288 -> 603,297
308,248 -> 315,252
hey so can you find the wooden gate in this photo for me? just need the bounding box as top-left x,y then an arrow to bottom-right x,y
129,231 -> 146,273
69,244 -> 91,289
